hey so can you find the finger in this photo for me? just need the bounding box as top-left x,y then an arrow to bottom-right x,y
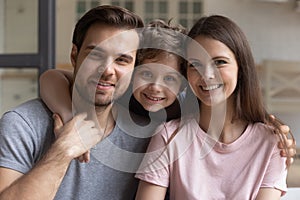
76,155 -> 85,163
83,151 -> 90,163
286,157 -> 294,166
280,146 -> 296,157
288,148 -> 297,157
279,125 -> 290,135
280,151 -> 286,157
80,129 -> 101,150
72,113 -> 88,127
278,134 -> 288,149
53,113 -> 64,138
285,139 -> 295,148
269,114 -> 275,121
278,137 -> 294,148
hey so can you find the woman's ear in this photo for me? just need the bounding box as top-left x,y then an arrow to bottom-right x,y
70,44 -> 78,68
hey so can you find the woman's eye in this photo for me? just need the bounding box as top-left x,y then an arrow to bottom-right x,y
214,59 -> 227,66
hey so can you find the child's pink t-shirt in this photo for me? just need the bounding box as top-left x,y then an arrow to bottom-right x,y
135,117 -> 287,200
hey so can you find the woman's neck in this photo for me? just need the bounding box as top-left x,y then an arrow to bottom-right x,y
199,100 -> 247,144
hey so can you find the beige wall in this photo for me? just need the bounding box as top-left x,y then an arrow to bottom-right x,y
56,0 -> 76,65
203,0 -> 300,63
56,0 -> 300,65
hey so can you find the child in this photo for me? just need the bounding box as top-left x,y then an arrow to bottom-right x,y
135,15 -> 295,200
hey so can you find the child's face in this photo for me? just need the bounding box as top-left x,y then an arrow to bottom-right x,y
186,35 -> 238,107
132,53 -> 182,112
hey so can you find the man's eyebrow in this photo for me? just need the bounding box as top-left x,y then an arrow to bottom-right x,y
86,45 -> 134,61
118,54 -> 134,62
86,45 -> 104,52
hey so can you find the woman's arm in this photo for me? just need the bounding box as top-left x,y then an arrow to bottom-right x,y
135,180 -> 167,200
39,69 -> 73,124
255,188 -> 281,200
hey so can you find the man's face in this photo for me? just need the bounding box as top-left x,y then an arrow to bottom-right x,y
72,23 -> 139,107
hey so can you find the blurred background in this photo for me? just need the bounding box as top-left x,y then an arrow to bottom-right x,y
0,0 -> 299,188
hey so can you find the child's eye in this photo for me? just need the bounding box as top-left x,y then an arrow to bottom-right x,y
140,71 -> 153,79
164,75 -> 177,82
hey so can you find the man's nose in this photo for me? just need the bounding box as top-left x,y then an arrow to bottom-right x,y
98,60 -> 115,76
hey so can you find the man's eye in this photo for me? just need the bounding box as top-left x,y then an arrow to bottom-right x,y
116,56 -> 132,65
88,52 -> 104,60
116,57 -> 128,64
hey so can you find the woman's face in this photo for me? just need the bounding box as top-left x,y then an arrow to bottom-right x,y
132,52 -> 182,112
186,35 -> 238,107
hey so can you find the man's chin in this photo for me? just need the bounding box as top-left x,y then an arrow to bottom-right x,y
94,97 -> 114,107
94,101 -> 112,107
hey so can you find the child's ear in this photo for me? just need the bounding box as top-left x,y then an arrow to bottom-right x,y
70,44 -> 78,68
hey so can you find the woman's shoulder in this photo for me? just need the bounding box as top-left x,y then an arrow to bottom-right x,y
251,122 -> 280,142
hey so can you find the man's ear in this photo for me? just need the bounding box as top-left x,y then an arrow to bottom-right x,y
70,44 -> 78,68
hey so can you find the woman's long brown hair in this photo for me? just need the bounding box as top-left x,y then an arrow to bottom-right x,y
186,15 -> 295,165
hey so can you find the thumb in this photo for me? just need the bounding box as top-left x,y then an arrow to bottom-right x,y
53,113 -> 63,137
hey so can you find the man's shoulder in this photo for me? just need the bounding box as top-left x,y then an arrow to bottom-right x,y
7,98 -> 51,116
1,98 -> 52,128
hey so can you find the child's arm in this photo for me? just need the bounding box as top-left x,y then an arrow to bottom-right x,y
269,115 -> 296,166
39,69 -> 73,124
40,69 -> 90,163
135,180 -> 167,200
278,124 -> 296,166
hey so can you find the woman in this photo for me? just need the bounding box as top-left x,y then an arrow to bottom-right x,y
135,15 -> 295,200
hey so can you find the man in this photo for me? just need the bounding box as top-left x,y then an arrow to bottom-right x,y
0,5 -> 144,200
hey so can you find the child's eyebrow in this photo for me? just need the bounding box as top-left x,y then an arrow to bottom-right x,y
166,71 -> 182,77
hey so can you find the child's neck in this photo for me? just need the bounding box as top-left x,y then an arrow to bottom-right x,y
199,102 -> 247,144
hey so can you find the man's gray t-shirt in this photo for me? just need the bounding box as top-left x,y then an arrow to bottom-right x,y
0,99 -> 154,200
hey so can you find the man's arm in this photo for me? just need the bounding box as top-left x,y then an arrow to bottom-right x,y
0,147 -> 71,200
0,113 -> 100,200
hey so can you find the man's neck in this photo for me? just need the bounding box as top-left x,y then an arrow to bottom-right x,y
94,104 -> 115,138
